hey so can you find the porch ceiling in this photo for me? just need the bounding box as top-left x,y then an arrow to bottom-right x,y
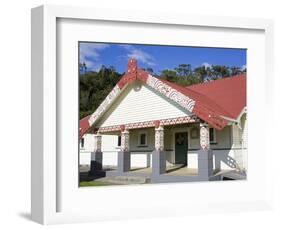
90,115 -> 199,133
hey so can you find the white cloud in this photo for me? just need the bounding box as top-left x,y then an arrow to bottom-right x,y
80,43 -> 109,71
202,62 -> 211,69
241,64 -> 247,71
83,60 -> 103,72
120,45 -> 155,66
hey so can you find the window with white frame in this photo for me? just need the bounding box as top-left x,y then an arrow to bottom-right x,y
138,132 -> 147,146
117,135 -> 121,147
209,128 -> 217,144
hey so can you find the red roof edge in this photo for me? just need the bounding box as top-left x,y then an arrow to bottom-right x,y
79,115 -> 91,138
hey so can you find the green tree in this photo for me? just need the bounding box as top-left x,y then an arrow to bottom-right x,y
193,66 -> 207,82
230,66 -> 242,76
79,66 -> 122,119
174,64 -> 192,77
211,65 -> 230,79
160,69 -> 178,82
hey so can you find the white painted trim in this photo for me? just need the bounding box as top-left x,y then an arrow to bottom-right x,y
221,107 -> 247,125
138,131 -> 148,147
89,84 -> 128,127
79,137 -> 85,149
171,127 -> 189,164
209,127 -> 217,144
116,135 -> 121,148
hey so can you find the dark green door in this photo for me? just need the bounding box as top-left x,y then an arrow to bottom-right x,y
175,132 -> 188,165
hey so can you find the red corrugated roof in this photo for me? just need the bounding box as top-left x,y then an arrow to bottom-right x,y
159,79 -> 234,118
186,74 -> 246,120
79,115 -> 91,138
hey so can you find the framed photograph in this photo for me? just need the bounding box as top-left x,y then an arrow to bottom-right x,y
31,5 -> 274,225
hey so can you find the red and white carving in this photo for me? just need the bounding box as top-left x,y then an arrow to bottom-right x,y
200,123 -> 210,150
161,116 -> 196,126
89,85 -> 121,126
146,75 -> 195,113
121,129 -> 130,151
84,59 -> 236,134
155,126 -> 164,151
97,115 -> 198,133
86,60 -> 199,132
127,59 -> 137,73
93,133 -> 102,152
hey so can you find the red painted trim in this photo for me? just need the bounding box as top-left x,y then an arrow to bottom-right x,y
136,69 -> 149,82
97,115 -> 198,133
117,73 -> 135,89
154,120 -> 160,128
128,58 -> 137,73
120,125 -> 126,132
116,61 -> 149,89
193,103 -> 228,130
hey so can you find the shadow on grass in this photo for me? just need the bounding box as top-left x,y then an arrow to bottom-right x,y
79,171 -> 121,187
79,171 -> 106,182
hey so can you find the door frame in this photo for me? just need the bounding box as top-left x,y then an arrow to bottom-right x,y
171,127 -> 189,164
174,131 -> 188,165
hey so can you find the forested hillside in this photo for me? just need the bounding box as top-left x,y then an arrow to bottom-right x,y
79,65 -> 122,119
79,63 -> 246,119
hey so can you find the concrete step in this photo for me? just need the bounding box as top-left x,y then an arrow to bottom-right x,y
96,176 -> 149,185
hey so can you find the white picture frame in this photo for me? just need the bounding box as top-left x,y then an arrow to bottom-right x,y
31,4 -> 274,225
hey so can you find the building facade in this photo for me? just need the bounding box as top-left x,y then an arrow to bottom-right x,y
80,59 -> 247,183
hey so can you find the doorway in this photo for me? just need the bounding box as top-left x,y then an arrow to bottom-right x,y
175,132 -> 188,165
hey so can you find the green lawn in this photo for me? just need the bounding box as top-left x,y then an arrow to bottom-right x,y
79,181 -> 117,187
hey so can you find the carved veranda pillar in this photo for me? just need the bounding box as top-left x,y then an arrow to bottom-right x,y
155,125 -> 164,151
200,123 -> 210,150
121,128 -> 130,152
117,126 -> 131,173
152,123 -> 166,177
93,132 -> 102,152
90,132 -> 103,175
198,123 -> 213,180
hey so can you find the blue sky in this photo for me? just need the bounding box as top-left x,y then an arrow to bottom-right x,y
79,42 -> 246,74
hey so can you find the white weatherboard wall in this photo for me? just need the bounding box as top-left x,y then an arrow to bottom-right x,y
95,82 -> 191,128
80,130 -> 154,167
231,113 -> 248,170
129,128 -> 154,167
241,114 -> 248,169
80,124 -> 247,170
80,134 -> 118,166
